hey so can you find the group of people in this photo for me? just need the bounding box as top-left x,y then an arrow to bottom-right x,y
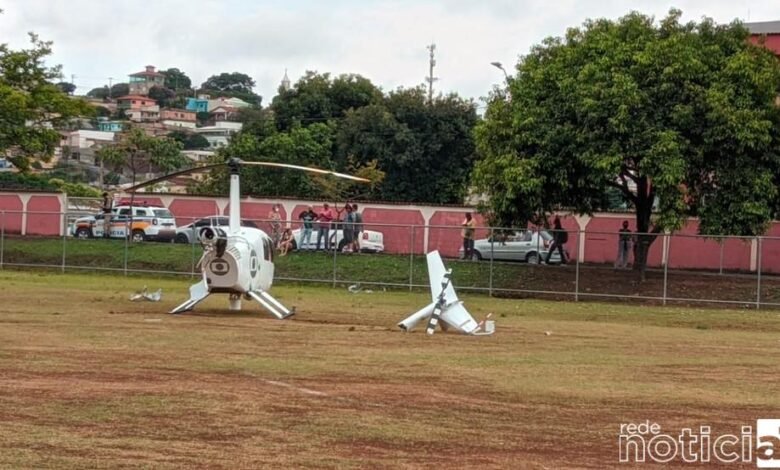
267,203 -> 364,256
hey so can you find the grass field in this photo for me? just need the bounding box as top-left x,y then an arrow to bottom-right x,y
0,270 -> 779,468
4,236 -> 780,307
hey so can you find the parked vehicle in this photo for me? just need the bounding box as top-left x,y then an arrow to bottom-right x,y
71,205 -> 177,242
292,228 -> 384,253
460,230 -> 568,263
173,216 -> 259,244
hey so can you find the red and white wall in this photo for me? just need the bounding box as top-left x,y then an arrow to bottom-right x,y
1,190 -> 778,273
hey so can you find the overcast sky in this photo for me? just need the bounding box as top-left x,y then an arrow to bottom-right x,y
0,0 -> 776,103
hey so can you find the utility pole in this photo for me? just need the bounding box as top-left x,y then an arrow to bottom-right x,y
70,74 -> 76,94
425,43 -> 438,105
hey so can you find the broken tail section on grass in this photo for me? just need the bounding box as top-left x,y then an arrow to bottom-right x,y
398,251 -> 495,336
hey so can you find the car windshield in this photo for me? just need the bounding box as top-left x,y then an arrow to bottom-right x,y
153,209 -> 173,218
540,231 -> 553,240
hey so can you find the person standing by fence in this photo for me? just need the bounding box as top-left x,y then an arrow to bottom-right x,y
461,212 -> 476,260
545,215 -> 568,265
268,204 -> 282,247
298,206 -> 317,250
316,203 -> 334,251
101,192 -> 113,239
351,203 -> 363,254
615,220 -> 633,269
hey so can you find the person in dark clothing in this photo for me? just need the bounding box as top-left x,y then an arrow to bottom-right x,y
615,220 -> 633,269
350,203 -> 363,253
545,215 -> 568,264
298,206 -> 317,250
101,192 -> 113,238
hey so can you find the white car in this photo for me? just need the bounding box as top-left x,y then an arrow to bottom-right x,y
292,227 -> 384,253
173,216 -> 259,244
71,205 -> 177,242
460,230 -> 568,263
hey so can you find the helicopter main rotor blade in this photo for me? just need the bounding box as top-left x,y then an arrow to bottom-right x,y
126,163 -> 225,193
239,161 -> 371,183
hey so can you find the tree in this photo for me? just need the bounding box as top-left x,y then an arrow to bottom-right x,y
97,127 -> 187,191
147,85 -> 175,107
162,67 -> 192,91
271,72 -> 382,131
473,10 -> 780,275
87,86 -> 109,99
169,130 -> 210,150
202,72 -> 255,94
191,123 -> 337,198
109,82 -> 129,98
336,87 -> 478,203
56,82 -> 76,95
0,33 -> 93,172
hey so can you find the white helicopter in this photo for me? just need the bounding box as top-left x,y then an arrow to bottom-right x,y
128,158 -> 369,318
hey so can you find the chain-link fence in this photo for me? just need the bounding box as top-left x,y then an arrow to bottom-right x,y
2,209 -> 779,308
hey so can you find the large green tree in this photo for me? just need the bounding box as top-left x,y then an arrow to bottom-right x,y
338,87 -> 478,203
271,72 -> 382,131
200,72 -> 261,105
0,33 -> 92,171
474,10 -> 780,273
162,67 -> 192,91
97,127 -> 187,190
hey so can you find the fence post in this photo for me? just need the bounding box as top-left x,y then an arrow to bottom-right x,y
719,240 -> 724,275
190,222 -> 197,278
408,225 -> 415,291
0,210 -> 4,270
332,230 -> 338,288
574,230 -> 580,302
123,220 -> 129,276
489,227 -> 494,296
756,237 -> 762,310
61,210 -> 67,273
662,232 -> 670,306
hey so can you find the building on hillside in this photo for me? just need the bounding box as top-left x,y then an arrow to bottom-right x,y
209,105 -> 240,122
193,121 -> 243,149
63,130 -> 115,165
96,117 -> 124,132
161,108 -> 197,129
746,21 -> 780,56
182,150 -> 216,164
207,96 -> 250,111
116,95 -> 160,123
0,158 -> 15,172
128,65 -> 166,96
185,96 -> 210,113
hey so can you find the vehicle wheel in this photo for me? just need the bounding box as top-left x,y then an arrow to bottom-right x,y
174,233 -> 189,244
471,250 -> 482,261
75,227 -> 91,239
526,252 -> 540,264
131,229 -> 146,243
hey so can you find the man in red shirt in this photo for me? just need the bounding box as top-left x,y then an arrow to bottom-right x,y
316,203 -> 334,251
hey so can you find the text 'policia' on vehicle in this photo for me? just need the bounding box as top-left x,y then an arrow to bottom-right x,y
70,204 -> 177,242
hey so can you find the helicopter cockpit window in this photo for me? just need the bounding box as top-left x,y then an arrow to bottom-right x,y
263,238 -> 274,262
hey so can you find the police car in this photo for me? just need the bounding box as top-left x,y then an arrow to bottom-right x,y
71,205 -> 177,242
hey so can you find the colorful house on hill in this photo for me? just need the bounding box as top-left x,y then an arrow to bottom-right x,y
185,97 -> 210,113
116,95 -> 160,123
746,21 -> 780,57
161,108 -> 197,129
96,117 -> 124,132
128,65 -> 166,96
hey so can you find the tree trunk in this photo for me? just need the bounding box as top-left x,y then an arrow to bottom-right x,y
633,177 -> 656,281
